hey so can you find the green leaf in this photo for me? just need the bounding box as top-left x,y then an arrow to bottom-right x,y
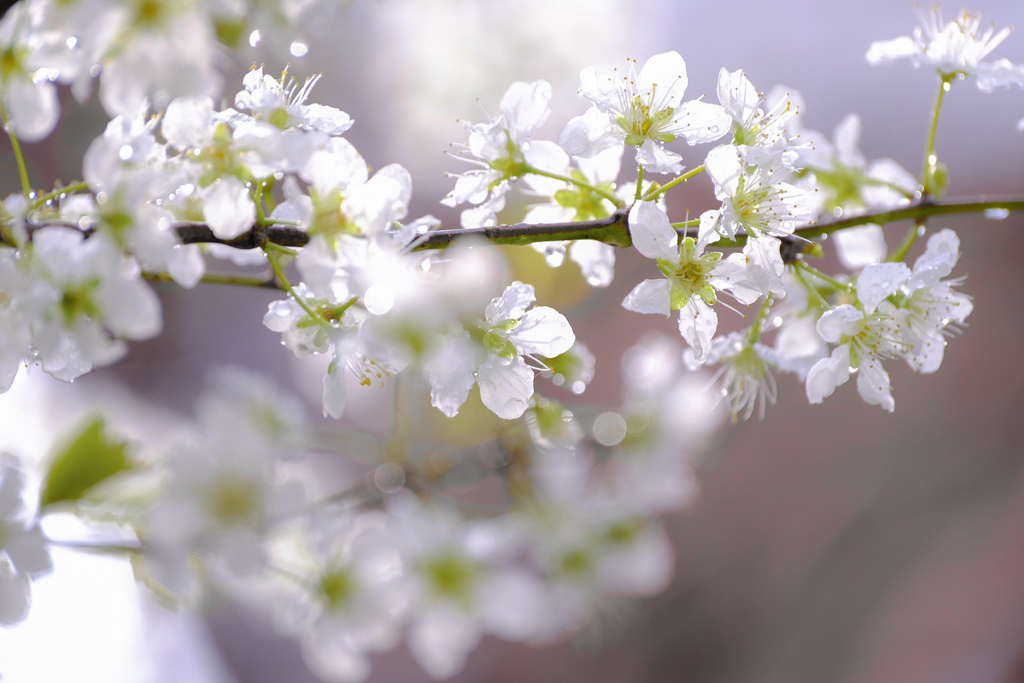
40,416 -> 132,510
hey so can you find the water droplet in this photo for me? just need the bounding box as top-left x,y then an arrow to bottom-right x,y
374,463 -> 405,493
89,63 -> 101,78
118,144 -> 133,161
984,208 -> 1009,220
943,81 -> 952,91
832,206 -> 844,218
249,30 -> 262,48
593,411 -> 627,446
66,37 -> 78,50
290,40 -> 309,57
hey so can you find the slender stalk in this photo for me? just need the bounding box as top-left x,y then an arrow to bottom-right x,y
263,245 -> 331,328
921,75 -> 953,196
143,270 -> 282,289
634,165 -> 644,203
746,294 -> 774,345
31,181 -> 90,210
887,221 -> 925,263
791,263 -> 831,310
643,164 -> 706,202
670,219 -> 700,229
524,165 -> 625,208
795,260 -> 852,291
264,241 -> 298,256
6,126 -> 32,199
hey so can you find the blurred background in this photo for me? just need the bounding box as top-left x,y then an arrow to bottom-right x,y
2,1 -> 1024,682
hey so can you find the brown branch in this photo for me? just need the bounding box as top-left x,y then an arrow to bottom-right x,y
4,196 -> 1022,259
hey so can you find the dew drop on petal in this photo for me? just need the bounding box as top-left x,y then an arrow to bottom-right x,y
249,30 -> 261,47
984,208 -> 1009,220
89,64 -> 101,77
593,411 -> 627,446
66,37 -> 78,49
290,40 -> 309,57
118,144 -> 133,161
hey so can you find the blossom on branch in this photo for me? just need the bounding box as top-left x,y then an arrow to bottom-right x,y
560,51 -> 731,174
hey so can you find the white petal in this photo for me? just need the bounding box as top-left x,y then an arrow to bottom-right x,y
816,304 -> 863,343
162,96 -> 214,150
622,278 -> 672,316
705,144 -> 744,200
203,177 -> 256,240
559,106 -> 621,158
908,228 -> 960,290
5,78 -> 59,143
510,306 -> 575,358
857,262 -> 911,313
426,333 -> 477,418
500,80 -> 552,142
670,100 -> 732,145
866,36 -> 921,64
486,281 -> 535,323
628,201 -> 678,262
834,225 -> 887,270
856,357 -> 895,412
478,355 -> 534,420
96,277 -> 162,340
408,610 -> 480,680
805,344 -> 851,404
637,51 -> 688,108
323,363 -> 347,419
569,240 -> 615,287
717,68 -> 759,126
678,298 -> 718,364
634,140 -> 683,174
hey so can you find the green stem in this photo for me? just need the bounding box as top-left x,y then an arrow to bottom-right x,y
921,75 -> 953,196
887,221 -> 925,263
787,196 -> 1024,242
795,260 -> 852,291
791,263 -> 831,310
143,270 -> 282,289
264,241 -> 299,256
670,218 -> 700,229
31,181 -> 90,210
263,244 -> 332,328
643,164 -> 706,202
634,165 -> 644,203
253,180 -> 266,224
524,165 -> 625,209
5,124 -> 32,199
746,294 -> 774,345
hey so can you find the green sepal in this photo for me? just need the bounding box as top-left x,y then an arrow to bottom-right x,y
40,416 -> 133,510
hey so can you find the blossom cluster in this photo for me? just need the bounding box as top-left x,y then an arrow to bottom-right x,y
0,2 -> 1021,682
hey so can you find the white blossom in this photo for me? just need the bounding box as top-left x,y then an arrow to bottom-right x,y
867,6 -> 1024,91
622,201 -> 761,363
560,51 -> 731,174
